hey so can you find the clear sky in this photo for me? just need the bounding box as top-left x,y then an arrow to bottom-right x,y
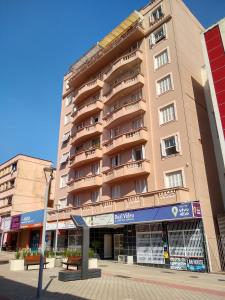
1,0 -> 225,165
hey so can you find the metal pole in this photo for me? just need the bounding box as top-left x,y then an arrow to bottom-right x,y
0,231 -> 4,252
54,205 -> 60,257
37,169 -> 53,299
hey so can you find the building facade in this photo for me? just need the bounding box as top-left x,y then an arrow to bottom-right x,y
52,0 -> 224,272
0,154 -> 55,251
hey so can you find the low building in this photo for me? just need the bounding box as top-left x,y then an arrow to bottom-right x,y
0,154 -> 55,251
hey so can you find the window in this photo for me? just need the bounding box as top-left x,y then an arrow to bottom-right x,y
165,170 -> 184,188
159,103 -> 176,125
64,113 -> 71,125
60,174 -> 68,188
75,170 -> 81,179
110,127 -> 120,139
132,145 -> 144,161
11,162 -> 17,172
150,6 -> 163,23
135,178 -> 148,194
91,163 -> 100,175
154,49 -> 169,69
10,179 -> 15,188
132,118 -> 143,130
65,95 -> 72,106
59,198 -> 67,209
111,154 -> 120,168
150,24 -> 166,47
91,138 -> 100,148
156,75 -> 172,95
91,190 -> 100,203
111,185 -> 121,199
73,195 -> 81,207
90,116 -> 99,124
161,135 -> 180,157
62,131 -> 70,144
60,152 -> 69,164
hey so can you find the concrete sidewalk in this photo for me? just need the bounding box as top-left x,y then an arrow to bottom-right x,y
0,260 -> 224,300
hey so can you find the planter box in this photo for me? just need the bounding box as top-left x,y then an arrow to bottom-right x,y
46,258 -> 55,269
88,258 -> 98,269
10,259 -> 24,271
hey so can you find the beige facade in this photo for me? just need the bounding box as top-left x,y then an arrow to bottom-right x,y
53,0 -> 224,271
0,154 -> 55,217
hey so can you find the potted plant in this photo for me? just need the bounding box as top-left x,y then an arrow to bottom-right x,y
9,250 -> 24,271
45,250 -> 55,269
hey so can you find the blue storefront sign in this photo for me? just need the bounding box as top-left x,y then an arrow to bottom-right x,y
114,202 -> 199,225
20,209 -> 44,228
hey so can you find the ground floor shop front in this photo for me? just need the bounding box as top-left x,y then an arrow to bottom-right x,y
47,201 -> 207,272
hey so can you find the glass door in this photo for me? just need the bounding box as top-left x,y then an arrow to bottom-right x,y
114,234 -> 124,260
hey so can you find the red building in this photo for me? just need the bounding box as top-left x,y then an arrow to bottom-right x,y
202,18 -> 225,237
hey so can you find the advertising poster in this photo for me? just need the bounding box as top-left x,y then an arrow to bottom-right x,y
187,258 -> 206,272
170,257 -> 187,270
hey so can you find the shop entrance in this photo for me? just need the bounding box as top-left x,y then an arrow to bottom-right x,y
104,234 -> 112,258
114,234 -> 124,260
29,230 -> 40,251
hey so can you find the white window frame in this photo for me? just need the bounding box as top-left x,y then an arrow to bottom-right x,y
64,112 -> 71,125
60,152 -> 70,164
62,131 -> 70,143
60,174 -> 68,188
156,73 -> 174,96
164,169 -> 185,188
65,94 -> 73,107
132,145 -> 145,161
160,133 -> 181,157
111,185 -> 121,199
111,154 -> 120,168
91,190 -> 100,203
153,47 -> 170,70
91,163 -> 100,175
149,23 -> 167,48
135,178 -> 148,194
132,118 -> 144,130
158,101 -> 177,125
149,5 -> 163,24
59,198 -> 67,209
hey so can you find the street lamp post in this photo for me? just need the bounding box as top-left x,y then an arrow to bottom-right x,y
54,203 -> 60,257
37,166 -> 54,299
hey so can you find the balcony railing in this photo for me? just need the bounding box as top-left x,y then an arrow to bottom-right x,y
70,148 -> 102,168
104,74 -> 144,104
47,187 -> 190,220
71,123 -> 103,145
103,99 -> 146,128
68,174 -> 103,193
105,49 -> 143,80
103,127 -> 148,155
68,21 -> 145,87
72,100 -> 103,123
74,78 -> 104,104
103,160 -> 150,183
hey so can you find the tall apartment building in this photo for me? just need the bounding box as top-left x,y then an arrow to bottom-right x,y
52,0 -> 224,272
0,154 -> 55,250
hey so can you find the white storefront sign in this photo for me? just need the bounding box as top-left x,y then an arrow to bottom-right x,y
46,220 -> 75,230
1,217 -> 11,232
84,213 -> 114,227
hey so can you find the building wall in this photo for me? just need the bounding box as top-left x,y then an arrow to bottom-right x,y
54,0 -> 224,271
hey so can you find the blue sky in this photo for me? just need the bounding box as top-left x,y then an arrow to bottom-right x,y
0,0 -> 225,165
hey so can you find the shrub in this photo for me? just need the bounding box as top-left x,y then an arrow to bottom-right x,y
88,248 -> 95,258
15,251 -> 21,260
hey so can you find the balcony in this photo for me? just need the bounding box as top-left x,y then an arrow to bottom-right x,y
68,174 -> 103,193
68,21 -> 145,89
70,148 -> 102,168
103,127 -> 148,155
71,123 -> 103,145
74,79 -> 104,104
72,100 -> 103,124
105,50 -> 143,81
104,74 -> 144,104
104,160 -> 150,183
103,100 -> 146,128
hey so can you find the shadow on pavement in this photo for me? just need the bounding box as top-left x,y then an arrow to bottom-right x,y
0,275 -> 90,300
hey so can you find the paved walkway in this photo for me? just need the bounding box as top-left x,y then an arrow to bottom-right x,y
0,259 -> 225,300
